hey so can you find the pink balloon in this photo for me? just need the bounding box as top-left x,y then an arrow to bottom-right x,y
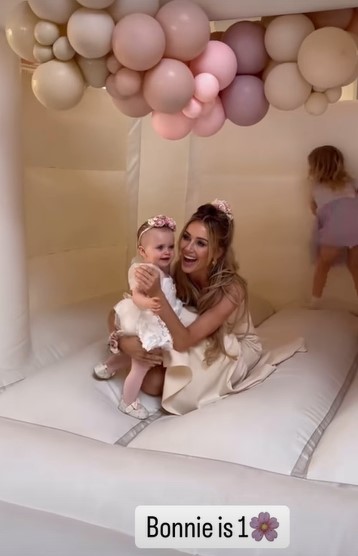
152,111 -> 193,140
182,97 -> 203,118
106,74 -> 122,98
192,97 -> 225,137
190,41 -> 237,90
112,13 -> 165,71
201,99 -> 216,116
155,0 -> 210,61
143,58 -> 195,113
112,92 -> 152,117
114,67 -> 142,97
223,21 -> 269,74
194,72 -> 220,103
106,54 -> 122,74
221,75 -> 269,126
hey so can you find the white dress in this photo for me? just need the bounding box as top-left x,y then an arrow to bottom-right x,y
114,263 -> 182,352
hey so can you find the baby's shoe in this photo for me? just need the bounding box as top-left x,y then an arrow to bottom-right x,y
93,362 -> 117,380
118,398 -> 149,420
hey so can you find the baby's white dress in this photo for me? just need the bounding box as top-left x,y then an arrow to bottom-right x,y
114,263 -> 182,352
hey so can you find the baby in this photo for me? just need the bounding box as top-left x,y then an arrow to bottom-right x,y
93,215 -> 181,419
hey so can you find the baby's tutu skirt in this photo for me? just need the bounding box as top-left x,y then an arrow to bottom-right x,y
316,197 -> 358,248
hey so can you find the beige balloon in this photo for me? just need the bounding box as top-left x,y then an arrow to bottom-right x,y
77,56 -> 110,88
307,9 -> 354,30
34,21 -> 61,46
33,43 -> 54,63
77,0 -> 114,7
5,1 -> 38,62
264,62 -> 311,110
108,0 -> 160,22
32,60 -> 86,110
325,87 -> 342,103
53,37 -> 76,61
261,59 -> 278,81
67,8 -> 114,58
29,0 -> 78,24
265,15 -> 314,62
304,92 -> 328,115
298,28 -> 358,90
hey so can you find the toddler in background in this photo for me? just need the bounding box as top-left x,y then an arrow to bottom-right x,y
308,145 -> 358,307
94,215 -> 181,419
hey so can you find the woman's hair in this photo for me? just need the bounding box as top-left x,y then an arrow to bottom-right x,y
174,202 -> 248,365
308,145 -> 351,190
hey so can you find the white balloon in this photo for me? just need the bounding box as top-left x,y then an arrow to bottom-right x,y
108,0 -> 159,22
29,0 -> 78,24
304,92 -> 329,115
77,0 -> 114,7
325,87 -> 342,103
68,8 -> 114,58
34,21 -> 61,46
261,59 -> 278,81
32,60 -> 86,110
33,43 -> 54,63
77,56 -> 110,87
264,62 -> 311,110
265,15 -> 314,62
53,37 -> 76,61
298,28 -> 358,89
5,1 -> 38,62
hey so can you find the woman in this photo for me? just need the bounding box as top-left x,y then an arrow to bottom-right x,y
118,200 -> 265,415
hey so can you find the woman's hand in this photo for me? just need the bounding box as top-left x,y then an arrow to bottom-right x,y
135,265 -> 162,296
119,336 -> 163,367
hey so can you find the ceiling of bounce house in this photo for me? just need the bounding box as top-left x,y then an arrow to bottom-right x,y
3,0 -> 358,140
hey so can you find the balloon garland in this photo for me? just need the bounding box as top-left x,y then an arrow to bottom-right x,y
5,1 -> 358,139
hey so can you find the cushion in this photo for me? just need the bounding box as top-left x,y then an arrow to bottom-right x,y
248,293 -> 275,327
130,308 -> 358,477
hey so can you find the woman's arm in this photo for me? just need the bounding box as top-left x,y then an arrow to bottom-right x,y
134,264 -> 242,351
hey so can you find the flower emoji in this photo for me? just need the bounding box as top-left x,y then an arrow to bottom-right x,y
250,512 -> 279,542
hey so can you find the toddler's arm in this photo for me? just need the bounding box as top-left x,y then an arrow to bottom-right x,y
132,288 -> 161,312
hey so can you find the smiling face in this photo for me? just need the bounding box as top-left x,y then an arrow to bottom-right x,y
138,227 -> 175,272
179,221 -> 211,281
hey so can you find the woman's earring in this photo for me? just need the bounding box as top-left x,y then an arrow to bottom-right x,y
211,259 -> 216,267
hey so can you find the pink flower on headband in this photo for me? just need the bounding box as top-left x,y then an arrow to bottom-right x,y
147,215 -> 176,231
211,199 -> 234,220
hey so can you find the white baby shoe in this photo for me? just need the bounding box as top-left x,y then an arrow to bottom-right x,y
118,398 -> 149,420
93,363 -> 117,380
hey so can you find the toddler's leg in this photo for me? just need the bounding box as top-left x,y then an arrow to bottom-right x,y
93,352 -> 130,380
311,245 -> 341,306
119,359 -> 152,420
347,246 -> 358,296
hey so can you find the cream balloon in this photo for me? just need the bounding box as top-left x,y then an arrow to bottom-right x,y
28,0 -> 78,24
264,62 -> 311,110
108,0 -> 160,22
33,43 -> 54,63
67,8 -> 114,58
77,56 -> 110,87
53,37 -> 76,61
304,92 -> 329,116
298,28 -> 358,90
261,59 -> 278,81
265,15 -> 314,62
307,9 -> 354,30
325,87 -> 342,103
77,0 -> 114,7
32,60 -> 86,110
5,1 -> 38,62
34,21 -> 60,46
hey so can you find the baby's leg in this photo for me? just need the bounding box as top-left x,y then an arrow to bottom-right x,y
311,245 -> 342,303
119,359 -> 152,419
347,245 -> 358,295
93,352 -> 130,380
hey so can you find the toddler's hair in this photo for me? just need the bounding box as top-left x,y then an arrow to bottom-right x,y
308,145 -> 351,190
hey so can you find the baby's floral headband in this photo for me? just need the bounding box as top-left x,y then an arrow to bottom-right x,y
211,199 -> 234,221
138,214 -> 176,244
